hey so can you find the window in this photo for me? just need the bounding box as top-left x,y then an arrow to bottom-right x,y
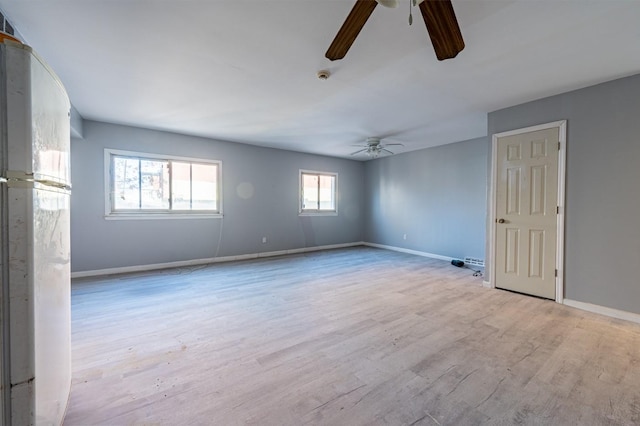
105,149 -> 221,219
300,170 -> 337,215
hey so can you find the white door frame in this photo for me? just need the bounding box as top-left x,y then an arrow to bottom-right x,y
488,120 -> 567,303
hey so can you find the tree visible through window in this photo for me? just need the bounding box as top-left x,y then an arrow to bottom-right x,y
107,149 -> 220,216
300,171 -> 337,213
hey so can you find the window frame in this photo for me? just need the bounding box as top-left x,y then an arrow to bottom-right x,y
104,148 -> 223,220
299,169 -> 338,216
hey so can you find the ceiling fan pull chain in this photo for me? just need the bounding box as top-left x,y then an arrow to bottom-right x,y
408,0 -> 413,25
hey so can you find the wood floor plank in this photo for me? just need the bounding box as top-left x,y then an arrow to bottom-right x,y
64,247 -> 640,425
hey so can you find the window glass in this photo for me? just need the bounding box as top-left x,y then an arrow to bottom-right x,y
107,149 -> 221,217
113,156 -> 140,210
300,171 -> 337,214
140,159 -> 169,209
319,175 -> 335,210
302,174 -> 319,210
192,163 -> 218,210
171,161 -> 192,210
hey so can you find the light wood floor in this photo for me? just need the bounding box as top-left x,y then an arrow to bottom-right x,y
65,247 -> 640,425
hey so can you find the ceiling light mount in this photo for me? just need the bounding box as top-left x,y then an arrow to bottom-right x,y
317,70 -> 330,80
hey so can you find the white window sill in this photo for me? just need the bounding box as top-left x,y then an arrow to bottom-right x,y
105,213 -> 223,220
298,211 -> 338,217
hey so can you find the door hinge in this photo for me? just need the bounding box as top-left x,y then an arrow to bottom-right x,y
556,206 -> 559,214
555,269 -> 558,277
558,142 -> 561,150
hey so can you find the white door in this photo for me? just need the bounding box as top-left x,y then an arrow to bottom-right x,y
495,127 -> 560,299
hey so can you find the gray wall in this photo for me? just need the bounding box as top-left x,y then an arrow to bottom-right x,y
72,72 -> 640,317
70,121 -> 364,272
364,137 -> 488,261
488,73 -> 640,315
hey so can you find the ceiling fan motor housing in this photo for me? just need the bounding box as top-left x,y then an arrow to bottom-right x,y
366,137 -> 381,146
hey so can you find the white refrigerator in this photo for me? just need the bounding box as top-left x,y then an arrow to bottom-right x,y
0,37 -> 71,425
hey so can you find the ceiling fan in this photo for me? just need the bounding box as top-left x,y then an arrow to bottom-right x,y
326,0 -> 464,62
351,137 -> 404,158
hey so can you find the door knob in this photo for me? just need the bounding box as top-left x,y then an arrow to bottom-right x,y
497,218 -> 506,223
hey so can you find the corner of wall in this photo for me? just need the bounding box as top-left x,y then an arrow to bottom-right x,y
70,104 -> 84,139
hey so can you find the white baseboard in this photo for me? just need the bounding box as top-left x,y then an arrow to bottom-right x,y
362,242 -> 455,262
71,242 -> 364,279
482,280 -> 492,288
563,299 -> 640,325
71,241 -> 480,281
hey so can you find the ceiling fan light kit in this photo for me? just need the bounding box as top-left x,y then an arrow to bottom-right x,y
325,0 -> 464,62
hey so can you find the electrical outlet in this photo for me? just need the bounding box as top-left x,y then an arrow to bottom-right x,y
262,237 -> 267,244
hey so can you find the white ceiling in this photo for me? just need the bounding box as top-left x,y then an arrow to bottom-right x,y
2,0 -> 640,159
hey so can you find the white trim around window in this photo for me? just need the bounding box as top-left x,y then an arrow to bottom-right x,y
299,169 -> 338,216
104,149 -> 223,220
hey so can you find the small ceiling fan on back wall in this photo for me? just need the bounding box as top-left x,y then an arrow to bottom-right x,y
351,137 -> 404,158
326,0 -> 464,62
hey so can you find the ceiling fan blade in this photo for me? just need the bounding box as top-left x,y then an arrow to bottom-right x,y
326,0 -> 378,61
382,143 -> 404,147
350,148 -> 369,155
418,0 -> 465,61
381,148 -> 395,154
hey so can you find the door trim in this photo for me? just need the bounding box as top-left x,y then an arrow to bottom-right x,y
488,120 -> 567,303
